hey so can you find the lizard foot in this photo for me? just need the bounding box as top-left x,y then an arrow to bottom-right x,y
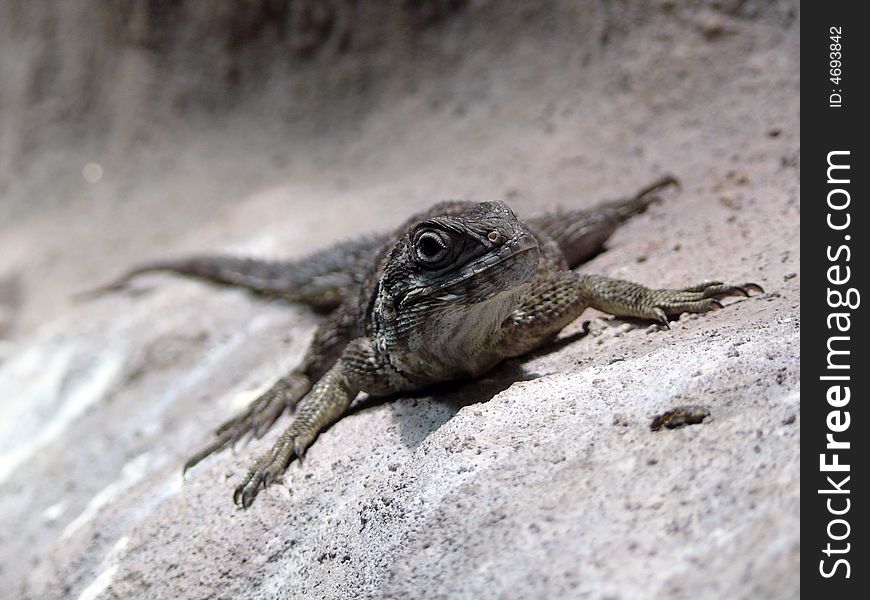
645,281 -> 764,325
231,362 -> 357,507
182,373 -> 310,474
233,426 -> 312,508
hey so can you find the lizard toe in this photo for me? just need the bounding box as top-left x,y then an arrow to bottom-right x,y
234,467 -> 267,508
656,297 -> 724,318
695,281 -> 764,300
655,279 -> 764,319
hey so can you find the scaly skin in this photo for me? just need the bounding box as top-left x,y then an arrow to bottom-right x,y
91,176 -> 762,507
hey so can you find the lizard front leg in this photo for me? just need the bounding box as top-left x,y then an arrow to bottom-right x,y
575,274 -> 763,326
233,337 -> 391,508
233,365 -> 356,508
183,302 -> 361,474
500,272 -> 762,357
182,372 -> 311,474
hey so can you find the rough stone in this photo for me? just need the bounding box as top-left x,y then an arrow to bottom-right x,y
0,1 -> 799,598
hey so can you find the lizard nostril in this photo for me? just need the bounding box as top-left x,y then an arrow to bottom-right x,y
488,231 -> 501,243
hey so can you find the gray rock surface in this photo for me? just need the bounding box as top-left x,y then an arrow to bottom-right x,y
0,1 -> 799,598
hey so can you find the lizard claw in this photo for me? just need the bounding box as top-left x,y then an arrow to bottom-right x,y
293,440 -> 308,461
233,450 -> 292,508
233,484 -> 247,508
233,431 -> 301,508
230,359 -> 358,507
636,174 -> 681,199
651,307 -> 670,329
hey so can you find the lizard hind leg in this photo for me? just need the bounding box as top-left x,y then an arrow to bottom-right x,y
528,175 -> 680,268
183,298 -> 359,480
602,174 -> 681,221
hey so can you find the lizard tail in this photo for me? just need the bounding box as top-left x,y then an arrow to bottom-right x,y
73,256 -> 311,302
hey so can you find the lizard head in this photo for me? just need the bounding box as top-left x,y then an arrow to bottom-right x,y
368,200 -> 540,379
369,201 -> 540,381
379,200 -> 540,312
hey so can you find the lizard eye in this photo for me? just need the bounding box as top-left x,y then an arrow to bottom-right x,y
414,230 -> 451,265
413,228 -> 462,269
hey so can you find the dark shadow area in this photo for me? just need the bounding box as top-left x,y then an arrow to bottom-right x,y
342,360 -> 541,450
344,323 -> 596,451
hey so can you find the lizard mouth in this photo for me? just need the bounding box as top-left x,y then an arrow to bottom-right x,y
436,233 -> 540,291
507,234 -> 539,256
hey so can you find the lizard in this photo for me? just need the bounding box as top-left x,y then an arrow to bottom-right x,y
88,175 -> 762,507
